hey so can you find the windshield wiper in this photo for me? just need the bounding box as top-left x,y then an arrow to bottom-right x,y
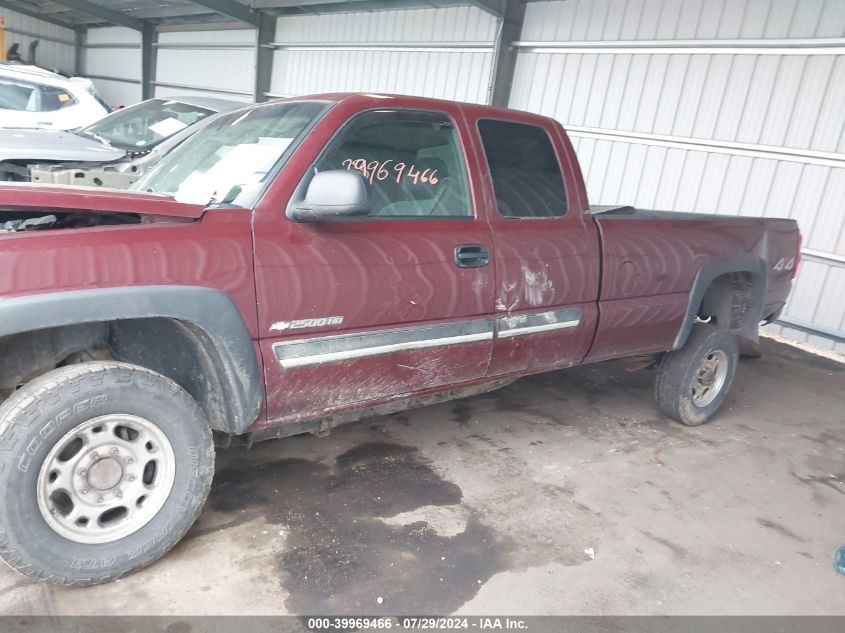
76,129 -> 113,146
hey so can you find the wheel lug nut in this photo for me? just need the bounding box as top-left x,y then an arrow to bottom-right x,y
128,476 -> 135,482
92,452 -> 99,460
116,491 -> 123,498
97,496 -> 103,503
112,449 -> 119,456
79,469 -> 86,476
82,488 -> 89,494
128,458 -> 134,465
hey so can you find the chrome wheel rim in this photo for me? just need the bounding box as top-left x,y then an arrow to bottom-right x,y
36,414 -> 176,544
691,349 -> 729,408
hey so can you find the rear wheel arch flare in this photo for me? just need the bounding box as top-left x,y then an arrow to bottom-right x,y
673,257 -> 767,350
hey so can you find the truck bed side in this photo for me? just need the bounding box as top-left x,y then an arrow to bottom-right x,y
585,207 -> 800,364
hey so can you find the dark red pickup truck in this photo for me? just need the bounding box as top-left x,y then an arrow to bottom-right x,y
0,94 -> 800,586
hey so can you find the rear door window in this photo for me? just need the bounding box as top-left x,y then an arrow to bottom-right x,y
0,77 -> 75,112
477,119 -> 567,218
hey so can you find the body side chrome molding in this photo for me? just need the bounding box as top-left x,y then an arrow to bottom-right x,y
496,307 -> 582,338
273,319 -> 493,368
272,307 -> 583,369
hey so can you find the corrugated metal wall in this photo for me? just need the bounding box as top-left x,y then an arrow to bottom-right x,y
85,28 -> 257,106
84,27 -> 141,106
7,0 -> 842,351
511,0 -> 845,352
268,6 -> 498,103
2,8 -> 75,73
154,29 -> 255,103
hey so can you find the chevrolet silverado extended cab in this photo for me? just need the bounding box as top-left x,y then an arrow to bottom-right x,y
0,94 -> 800,586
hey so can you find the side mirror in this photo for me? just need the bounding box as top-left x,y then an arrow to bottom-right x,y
289,169 -> 370,222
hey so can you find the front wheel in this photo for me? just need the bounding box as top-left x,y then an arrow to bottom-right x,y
655,323 -> 739,426
0,362 -> 214,586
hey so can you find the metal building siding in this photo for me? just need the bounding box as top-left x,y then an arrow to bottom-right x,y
512,0 -> 845,352
268,6 -> 498,103
152,85 -> 252,103
520,0 -> 845,41
84,27 -> 142,106
2,8 -> 75,73
155,29 -> 256,99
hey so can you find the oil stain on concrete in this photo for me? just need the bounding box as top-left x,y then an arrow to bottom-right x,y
208,442 -> 510,615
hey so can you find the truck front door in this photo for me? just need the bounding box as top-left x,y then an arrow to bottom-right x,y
253,104 -> 495,427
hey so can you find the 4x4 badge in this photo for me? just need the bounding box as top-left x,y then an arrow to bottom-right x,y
773,256 -> 795,272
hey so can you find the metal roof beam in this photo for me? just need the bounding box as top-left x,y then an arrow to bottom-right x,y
251,0 -> 372,8
188,0 -> 258,25
128,6 -> 216,20
274,0 -> 452,13
0,0 -> 77,29
255,0 -> 504,14
468,0 -> 506,17
48,0 -> 145,30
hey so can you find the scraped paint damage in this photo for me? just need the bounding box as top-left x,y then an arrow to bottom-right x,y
522,264 -> 553,307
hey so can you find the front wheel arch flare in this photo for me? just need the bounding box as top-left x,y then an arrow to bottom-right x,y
0,286 -> 262,434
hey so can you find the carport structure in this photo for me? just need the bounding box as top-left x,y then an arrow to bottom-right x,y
0,0 -> 523,105
0,0 -> 843,354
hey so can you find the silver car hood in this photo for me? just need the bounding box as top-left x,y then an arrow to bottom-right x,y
0,128 -> 126,163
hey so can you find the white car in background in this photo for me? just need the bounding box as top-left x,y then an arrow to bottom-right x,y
0,64 -> 110,130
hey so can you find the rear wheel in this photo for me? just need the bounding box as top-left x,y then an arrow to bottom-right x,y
655,323 -> 739,426
0,361 -> 214,586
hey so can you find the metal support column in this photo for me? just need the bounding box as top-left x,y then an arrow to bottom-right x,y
489,0 -> 526,107
254,12 -> 275,103
141,22 -> 157,101
74,27 -> 86,76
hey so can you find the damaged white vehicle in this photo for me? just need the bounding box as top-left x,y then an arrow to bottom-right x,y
0,96 -> 241,186
0,64 -> 109,130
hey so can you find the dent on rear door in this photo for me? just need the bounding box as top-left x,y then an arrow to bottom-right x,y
475,117 -> 600,375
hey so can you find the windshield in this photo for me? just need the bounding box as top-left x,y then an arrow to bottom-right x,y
132,101 -> 330,207
81,99 -> 215,151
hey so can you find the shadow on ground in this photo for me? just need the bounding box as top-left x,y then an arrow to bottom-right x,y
206,442 -> 510,614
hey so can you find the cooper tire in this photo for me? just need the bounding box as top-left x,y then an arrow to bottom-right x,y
0,361 -> 214,586
655,323 -> 739,426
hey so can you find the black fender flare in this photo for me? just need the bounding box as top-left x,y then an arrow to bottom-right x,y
673,256 -> 767,350
0,286 -> 262,434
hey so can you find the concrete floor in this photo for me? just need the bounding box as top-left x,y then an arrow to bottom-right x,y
0,338 -> 843,615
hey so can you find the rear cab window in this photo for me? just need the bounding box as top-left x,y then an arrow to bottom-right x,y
477,119 -> 567,218
312,109 -> 472,219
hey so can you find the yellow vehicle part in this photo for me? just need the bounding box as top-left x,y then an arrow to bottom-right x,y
0,16 -> 7,63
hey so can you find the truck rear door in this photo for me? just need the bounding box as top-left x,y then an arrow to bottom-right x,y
465,111 -> 600,375
252,101 -> 495,427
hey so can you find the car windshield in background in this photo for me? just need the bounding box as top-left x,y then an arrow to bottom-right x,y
80,99 -> 215,151
132,101 -> 330,208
